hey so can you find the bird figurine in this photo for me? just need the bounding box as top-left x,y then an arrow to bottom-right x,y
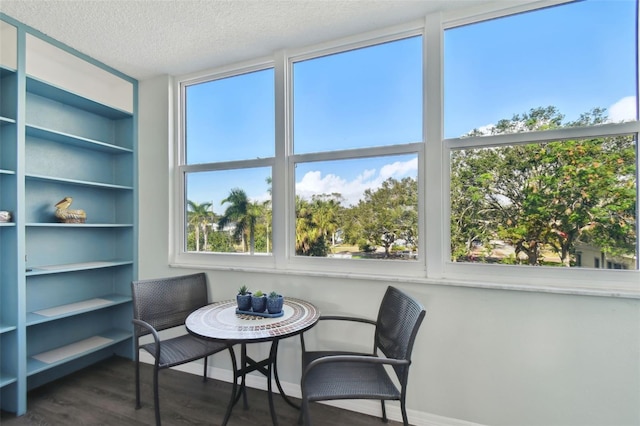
54,197 -> 87,223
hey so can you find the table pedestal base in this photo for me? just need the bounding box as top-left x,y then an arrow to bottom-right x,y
222,340 -> 299,426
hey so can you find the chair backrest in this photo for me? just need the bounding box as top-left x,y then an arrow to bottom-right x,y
131,272 -> 209,337
375,286 -> 426,377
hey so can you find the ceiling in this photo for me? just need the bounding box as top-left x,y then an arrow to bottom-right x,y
0,0 -> 486,81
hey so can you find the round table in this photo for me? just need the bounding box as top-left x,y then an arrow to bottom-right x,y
186,298 -> 320,426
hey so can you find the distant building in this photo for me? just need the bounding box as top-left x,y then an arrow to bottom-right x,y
574,241 -> 636,270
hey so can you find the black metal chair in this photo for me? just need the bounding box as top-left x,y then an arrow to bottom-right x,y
300,286 -> 426,426
131,272 -> 237,426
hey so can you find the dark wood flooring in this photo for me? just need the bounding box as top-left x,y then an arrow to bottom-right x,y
1,356 -> 400,425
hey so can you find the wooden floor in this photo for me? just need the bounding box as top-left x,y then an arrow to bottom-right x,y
1,356 -> 402,426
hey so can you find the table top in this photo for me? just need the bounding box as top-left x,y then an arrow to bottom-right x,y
186,297 -> 320,343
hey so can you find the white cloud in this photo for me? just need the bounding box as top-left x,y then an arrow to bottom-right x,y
474,123 -> 496,136
608,96 -> 637,123
296,157 -> 418,207
379,158 -> 418,180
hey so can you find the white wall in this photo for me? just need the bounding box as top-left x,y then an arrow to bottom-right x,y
138,76 -> 640,426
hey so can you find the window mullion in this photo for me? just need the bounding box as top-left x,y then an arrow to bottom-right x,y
424,12 -> 445,279
273,50 -> 289,267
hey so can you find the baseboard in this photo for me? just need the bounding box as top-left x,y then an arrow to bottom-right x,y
140,355 -> 485,426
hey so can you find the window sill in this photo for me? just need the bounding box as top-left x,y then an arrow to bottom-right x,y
170,262 -> 640,299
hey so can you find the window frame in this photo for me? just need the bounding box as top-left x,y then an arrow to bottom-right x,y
286,31 -> 426,276
171,0 -> 640,296
437,1 -> 640,293
173,60 -> 277,269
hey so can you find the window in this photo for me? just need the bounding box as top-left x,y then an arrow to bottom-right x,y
174,0 -> 639,292
180,68 -> 274,257
445,0 -> 638,273
291,36 -> 422,261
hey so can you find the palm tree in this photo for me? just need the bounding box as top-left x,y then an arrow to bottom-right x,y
311,193 -> 343,246
218,188 -> 263,254
187,200 -> 213,252
264,176 -> 273,253
295,196 -> 323,255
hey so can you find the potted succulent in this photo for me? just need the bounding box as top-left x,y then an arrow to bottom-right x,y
251,290 -> 267,313
266,291 -> 284,314
236,285 -> 252,311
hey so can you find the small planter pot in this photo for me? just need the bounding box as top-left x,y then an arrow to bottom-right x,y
251,295 -> 267,313
237,293 -> 252,311
266,295 -> 284,314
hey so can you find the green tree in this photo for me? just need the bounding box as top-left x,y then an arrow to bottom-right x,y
207,229 -> 234,252
295,193 -> 344,256
187,200 -> 213,252
218,188 -> 263,254
312,193 -> 343,246
263,176 -> 273,253
451,106 -> 637,266
344,177 -> 418,258
295,196 -> 326,256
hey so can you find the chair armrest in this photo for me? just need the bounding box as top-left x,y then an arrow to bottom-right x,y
318,315 -> 377,326
132,318 -> 162,361
302,354 -> 410,382
300,315 -> 376,353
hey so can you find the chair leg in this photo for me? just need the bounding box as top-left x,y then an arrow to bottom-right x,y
153,366 -> 161,426
301,397 -> 311,426
381,400 -> 388,423
134,355 -> 141,409
400,398 -> 409,426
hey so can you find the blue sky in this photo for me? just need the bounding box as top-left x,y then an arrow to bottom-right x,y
185,0 -> 637,215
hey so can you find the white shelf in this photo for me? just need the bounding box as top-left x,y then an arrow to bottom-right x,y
26,295 -> 132,326
26,330 -> 132,376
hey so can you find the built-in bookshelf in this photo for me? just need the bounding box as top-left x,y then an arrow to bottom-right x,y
0,15 -> 137,415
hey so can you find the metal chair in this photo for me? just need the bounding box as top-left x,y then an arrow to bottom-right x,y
300,286 -> 426,426
131,272 -> 237,426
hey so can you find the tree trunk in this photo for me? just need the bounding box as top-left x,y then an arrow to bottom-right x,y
560,242 -> 571,267
527,240 -> 539,265
202,225 -> 208,251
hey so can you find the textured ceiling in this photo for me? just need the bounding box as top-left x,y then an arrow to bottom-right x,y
0,0 -> 486,80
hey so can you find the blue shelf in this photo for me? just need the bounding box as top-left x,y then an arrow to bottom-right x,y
0,374 -> 17,388
26,294 -> 131,326
26,124 -> 133,154
25,173 -> 133,190
0,324 -> 17,334
26,76 -> 132,120
0,66 -> 16,76
2,16 -> 137,416
26,329 -> 132,376
26,260 -> 133,276
0,116 -> 16,126
26,223 -> 133,228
